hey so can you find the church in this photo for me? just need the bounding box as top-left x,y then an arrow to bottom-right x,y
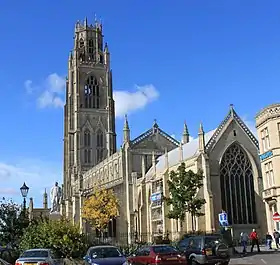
61,18 -> 266,244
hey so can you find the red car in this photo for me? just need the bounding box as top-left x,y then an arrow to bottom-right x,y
127,245 -> 187,264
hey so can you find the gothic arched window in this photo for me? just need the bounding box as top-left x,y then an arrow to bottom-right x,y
89,39 -> 94,55
84,76 -> 100,109
84,129 -> 91,147
84,130 -> 91,164
96,130 -> 104,163
220,143 -> 257,225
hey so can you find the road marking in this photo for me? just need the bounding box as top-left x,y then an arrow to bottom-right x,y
261,258 -> 267,264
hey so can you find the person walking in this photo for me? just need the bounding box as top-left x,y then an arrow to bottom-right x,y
273,229 -> 280,249
240,232 -> 249,253
266,232 -> 273,249
250,229 -> 260,252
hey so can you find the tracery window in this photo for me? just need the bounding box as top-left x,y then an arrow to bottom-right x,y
84,130 -> 91,147
84,149 -> 91,164
96,130 -> 104,163
89,39 -> 94,55
220,143 -> 257,225
84,130 -> 91,164
84,76 -> 100,109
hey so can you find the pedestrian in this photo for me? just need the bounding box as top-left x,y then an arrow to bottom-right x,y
240,232 -> 249,253
273,229 -> 280,249
250,229 -> 260,252
266,232 -> 273,249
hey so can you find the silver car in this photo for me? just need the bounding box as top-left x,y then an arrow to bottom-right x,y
15,249 -> 59,265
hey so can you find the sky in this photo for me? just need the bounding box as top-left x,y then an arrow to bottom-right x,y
0,0 -> 279,207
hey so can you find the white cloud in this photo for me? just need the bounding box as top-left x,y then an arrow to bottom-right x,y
0,159 -> 62,207
25,75 -> 159,115
24,80 -> 34,94
25,73 -> 65,108
113,84 -> 159,117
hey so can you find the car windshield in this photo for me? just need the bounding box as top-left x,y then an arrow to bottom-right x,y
21,250 -> 49,258
89,247 -> 122,259
153,246 -> 178,254
204,236 -> 223,248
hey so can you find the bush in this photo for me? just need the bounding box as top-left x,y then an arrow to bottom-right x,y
19,219 -> 88,258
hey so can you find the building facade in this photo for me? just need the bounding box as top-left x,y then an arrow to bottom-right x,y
255,103 -> 280,232
61,18 -> 267,243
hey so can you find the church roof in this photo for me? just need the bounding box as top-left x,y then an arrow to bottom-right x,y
145,105 -> 259,179
205,105 -> 258,151
130,120 -> 180,147
146,129 -> 216,178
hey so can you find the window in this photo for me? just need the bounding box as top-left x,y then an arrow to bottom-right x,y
84,130 -> 91,147
89,39 -> 94,55
84,76 -> 100,109
84,149 -> 91,164
220,143 -> 257,225
278,123 -> 280,144
261,127 -> 270,152
97,130 -> 104,163
265,161 -> 274,188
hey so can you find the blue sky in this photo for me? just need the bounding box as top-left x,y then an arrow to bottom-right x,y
0,0 -> 279,207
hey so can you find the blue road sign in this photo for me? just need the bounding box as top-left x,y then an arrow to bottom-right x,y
150,192 -> 161,202
219,212 -> 229,227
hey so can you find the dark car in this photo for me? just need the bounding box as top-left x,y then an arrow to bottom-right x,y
127,245 -> 187,264
177,235 -> 230,265
83,245 -> 126,265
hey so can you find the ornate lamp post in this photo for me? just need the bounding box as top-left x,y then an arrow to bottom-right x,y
20,182 -> 29,211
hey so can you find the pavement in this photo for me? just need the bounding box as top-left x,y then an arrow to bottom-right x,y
230,245 -> 280,264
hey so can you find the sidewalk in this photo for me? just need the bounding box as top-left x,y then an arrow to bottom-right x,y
234,244 -> 279,253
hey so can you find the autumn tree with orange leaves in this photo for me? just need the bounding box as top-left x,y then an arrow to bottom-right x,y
82,187 -> 119,234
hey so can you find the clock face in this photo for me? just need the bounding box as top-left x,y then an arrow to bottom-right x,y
84,85 -> 92,95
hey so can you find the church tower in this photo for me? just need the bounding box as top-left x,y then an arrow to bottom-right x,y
63,18 -> 117,200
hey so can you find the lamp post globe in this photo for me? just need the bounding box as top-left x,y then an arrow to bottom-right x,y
20,182 -> 29,198
20,182 -> 29,209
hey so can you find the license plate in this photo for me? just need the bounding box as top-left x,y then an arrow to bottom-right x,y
166,257 -> 178,260
206,249 -> 213,255
220,252 -> 226,256
24,263 -> 37,265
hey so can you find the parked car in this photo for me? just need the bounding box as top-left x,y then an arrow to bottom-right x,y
83,245 -> 126,265
127,244 -> 187,264
177,235 -> 230,265
15,249 -> 60,265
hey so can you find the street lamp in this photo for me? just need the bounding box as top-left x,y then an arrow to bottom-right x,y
20,182 -> 29,210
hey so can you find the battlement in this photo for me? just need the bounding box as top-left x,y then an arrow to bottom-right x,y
75,17 -> 102,32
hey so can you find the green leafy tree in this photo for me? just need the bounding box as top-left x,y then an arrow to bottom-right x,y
0,198 -> 29,248
20,219 -> 87,258
164,163 -> 206,231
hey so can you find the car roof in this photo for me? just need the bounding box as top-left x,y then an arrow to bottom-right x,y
24,249 -> 50,252
89,245 -> 118,249
151,245 -> 175,247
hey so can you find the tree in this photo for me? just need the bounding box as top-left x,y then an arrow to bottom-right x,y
164,163 -> 206,231
0,198 -> 29,248
82,187 -> 119,235
19,219 -> 87,258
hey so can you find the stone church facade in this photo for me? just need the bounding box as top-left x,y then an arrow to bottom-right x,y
61,18 -> 266,243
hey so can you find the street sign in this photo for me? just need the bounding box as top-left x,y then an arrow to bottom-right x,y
219,212 -> 229,227
273,212 -> 280,222
150,192 -> 161,202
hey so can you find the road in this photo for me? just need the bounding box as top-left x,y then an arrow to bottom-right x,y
230,246 -> 280,264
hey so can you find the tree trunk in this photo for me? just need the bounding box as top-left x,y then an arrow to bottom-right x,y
191,214 -> 195,232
